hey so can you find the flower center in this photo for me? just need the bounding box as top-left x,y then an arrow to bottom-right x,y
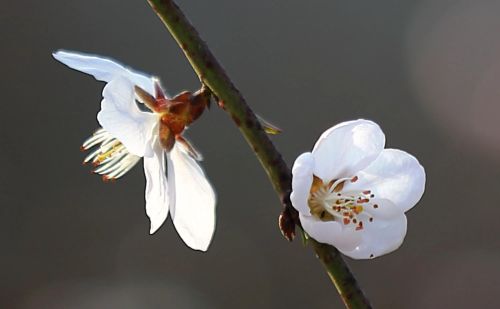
81,128 -> 141,181
308,175 -> 376,230
135,83 -> 210,153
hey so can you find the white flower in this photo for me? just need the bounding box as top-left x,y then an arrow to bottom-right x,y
53,50 -> 216,251
291,120 -> 425,259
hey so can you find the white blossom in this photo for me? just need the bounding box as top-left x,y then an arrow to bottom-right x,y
291,120 -> 425,259
53,50 -> 216,251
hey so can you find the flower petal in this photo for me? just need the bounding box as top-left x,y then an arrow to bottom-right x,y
52,50 -> 155,95
97,77 -> 158,157
300,214 -> 362,251
340,214 -> 407,259
290,152 -> 314,214
168,144 -> 216,251
362,198 -> 404,220
144,139 -> 169,234
312,119 -> 385,181
344,149 -> 426,212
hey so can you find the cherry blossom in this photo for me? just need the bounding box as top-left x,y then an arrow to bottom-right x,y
291,120 -> 425,259
53,50 -> 216,251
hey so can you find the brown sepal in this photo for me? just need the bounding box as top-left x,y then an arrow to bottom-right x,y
154,79 -> 166,100
176,135 -> 203,161
171,91 -> 192,103
135,86 -> 161,113
189,90 -> 210,121
159,123 -> 175,152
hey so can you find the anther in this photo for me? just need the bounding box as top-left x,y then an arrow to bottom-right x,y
355,223 -> 363,231
353,206 -> 363,214
102,175 -> 116,183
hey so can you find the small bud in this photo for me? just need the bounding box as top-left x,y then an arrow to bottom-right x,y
279,207 -> 298,241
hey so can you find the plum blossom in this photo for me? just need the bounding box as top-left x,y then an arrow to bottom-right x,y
290,120 -> 425,259
53,50 -> 216,251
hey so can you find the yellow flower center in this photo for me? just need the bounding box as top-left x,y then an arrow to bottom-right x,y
308,175 -> 375,230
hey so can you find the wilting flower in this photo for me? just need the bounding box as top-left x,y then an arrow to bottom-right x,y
291,120 -> 425,259
53,50 -> 216,251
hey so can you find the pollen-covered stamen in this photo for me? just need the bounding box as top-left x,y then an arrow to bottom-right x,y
81,128 -> 140,181
308,175 -> 377,230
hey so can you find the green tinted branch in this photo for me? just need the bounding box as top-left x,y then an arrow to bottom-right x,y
146,1 -> 371,308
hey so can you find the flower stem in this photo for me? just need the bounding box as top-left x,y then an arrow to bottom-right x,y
146,1 -> 371,307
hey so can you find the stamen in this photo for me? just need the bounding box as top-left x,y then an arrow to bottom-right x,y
102,175 -> 115,183
353,206 -> 363,214
107,155 -> 141,179
82,128 -> 108,149
308,174 -> 376,231
93,152 -> 128,174
81,128 -> 140,180
83,148 -> 102,164
328,177 -> 351,193
95,143 -> 124,165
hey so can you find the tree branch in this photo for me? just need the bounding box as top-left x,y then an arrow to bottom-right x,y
146,1 -> 371,307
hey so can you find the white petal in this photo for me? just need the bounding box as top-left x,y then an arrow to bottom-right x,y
52,50 -> 155,95
312,119 -> 385,181
97,77 -> 158,157
344,149 -> 426,212
340,215 -> 407,259
363,198 -> 404,220
144,139 -> 169,234
290,152 -> 314,214
168,144 -> 216,251
300,214 -> 362,251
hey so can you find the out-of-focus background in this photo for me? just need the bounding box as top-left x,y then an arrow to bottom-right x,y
2,0 -> 500,308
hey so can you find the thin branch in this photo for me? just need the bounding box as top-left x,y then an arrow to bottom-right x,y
146,1 -> 371,308
311,239 -> 372,308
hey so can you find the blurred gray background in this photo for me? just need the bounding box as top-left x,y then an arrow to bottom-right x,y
2,0 -> 500,308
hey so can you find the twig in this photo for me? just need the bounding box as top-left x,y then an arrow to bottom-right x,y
146,1 -> 372,307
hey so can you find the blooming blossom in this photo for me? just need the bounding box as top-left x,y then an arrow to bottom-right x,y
53,50 -> 216,251
290,120 -> 425,259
